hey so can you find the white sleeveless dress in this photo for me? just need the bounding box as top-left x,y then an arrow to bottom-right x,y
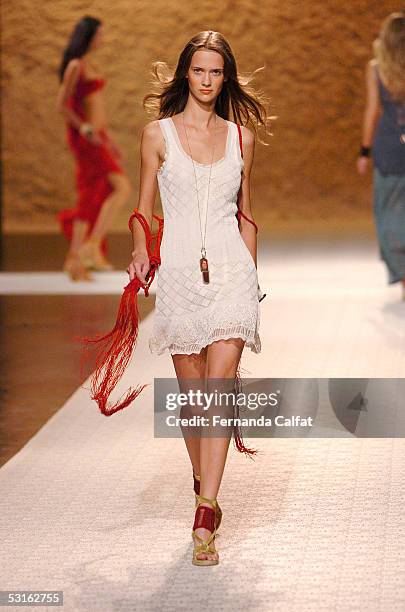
148,116 -> 261,356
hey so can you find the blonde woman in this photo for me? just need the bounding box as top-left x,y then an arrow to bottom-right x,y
357,11 -> 405,298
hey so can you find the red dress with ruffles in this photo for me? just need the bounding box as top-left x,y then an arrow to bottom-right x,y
57,66 -> 124,255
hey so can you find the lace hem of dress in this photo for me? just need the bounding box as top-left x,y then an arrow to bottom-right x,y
149,323 -> 261,356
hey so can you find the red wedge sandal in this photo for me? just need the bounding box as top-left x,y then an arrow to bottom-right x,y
192,495 -> 220,566
193,472 -> 222,531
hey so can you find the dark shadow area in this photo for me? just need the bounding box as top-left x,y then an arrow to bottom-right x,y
0,233 -> 133,271
0,292 -> 154,467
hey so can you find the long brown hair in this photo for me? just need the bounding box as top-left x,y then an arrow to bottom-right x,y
143,30 -> 273,144
373,11 -> 405,102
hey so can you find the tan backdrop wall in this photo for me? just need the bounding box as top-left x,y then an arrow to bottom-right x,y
2,0 -> 400,235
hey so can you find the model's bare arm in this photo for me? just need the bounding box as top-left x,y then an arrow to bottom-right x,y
362,60 -> 382,146
357,60 -> 382,174
128,121 -> 164,282
56,59 -> 102,145
237,126 -> 257,267
56,59 -> 83,130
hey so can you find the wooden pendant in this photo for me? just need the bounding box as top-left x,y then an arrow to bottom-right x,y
200,257 -> 209,283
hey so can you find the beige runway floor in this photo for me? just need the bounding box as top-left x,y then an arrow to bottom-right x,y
1,237 -> 405,611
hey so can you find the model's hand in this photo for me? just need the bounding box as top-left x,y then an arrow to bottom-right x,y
127,251 -> 150,283
357,156 -> 369,175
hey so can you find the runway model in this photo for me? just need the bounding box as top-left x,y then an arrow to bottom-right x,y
127,31 -> 269,565
357,11 -> 405,298
56,16 -> 132,281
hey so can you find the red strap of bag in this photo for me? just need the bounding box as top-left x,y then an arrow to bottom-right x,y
81,122 -> 258,457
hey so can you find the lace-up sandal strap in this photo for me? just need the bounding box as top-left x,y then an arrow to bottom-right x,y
192,496 -> 219,566
195,494 -> 218,510
193,532 -> 217,553
193,472 -> 201,495
193,518 -> 217,552
193,504 -> 216,533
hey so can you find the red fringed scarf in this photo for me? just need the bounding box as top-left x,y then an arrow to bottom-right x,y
82,123 -> 259,457
80,210 -> 163,416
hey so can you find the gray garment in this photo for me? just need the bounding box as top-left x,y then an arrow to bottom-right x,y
372,65 -> 405,176
373,168 -> 405,284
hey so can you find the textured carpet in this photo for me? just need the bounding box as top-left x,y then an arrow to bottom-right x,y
1,240 -> 405,611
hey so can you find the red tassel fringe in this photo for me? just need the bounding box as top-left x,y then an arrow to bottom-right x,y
81,278 -> 147,416
80,210 -> 163,416
232,358 -> 259,458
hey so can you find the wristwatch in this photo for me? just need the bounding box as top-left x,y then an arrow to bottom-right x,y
80,122 -> 94,138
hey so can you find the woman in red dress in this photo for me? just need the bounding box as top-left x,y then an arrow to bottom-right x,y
56,16 -> 132,281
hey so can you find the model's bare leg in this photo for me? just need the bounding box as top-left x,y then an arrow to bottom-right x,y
63,219 -> 92,281
88,172 -> 131,242
70,219 -> 89,252
171,346 -> 208,476
196,337 -> 245,561
78,173 -> 132,269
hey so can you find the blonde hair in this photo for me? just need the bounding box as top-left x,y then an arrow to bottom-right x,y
373,11 -> 405,101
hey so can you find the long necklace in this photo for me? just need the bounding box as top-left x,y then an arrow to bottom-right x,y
182,111 -> 217,283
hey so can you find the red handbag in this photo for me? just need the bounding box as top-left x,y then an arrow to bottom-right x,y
81,123 -> 259,456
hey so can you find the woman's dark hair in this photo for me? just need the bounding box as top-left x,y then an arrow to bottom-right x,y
143,30 -> 273,143
59,16 -> 101,81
